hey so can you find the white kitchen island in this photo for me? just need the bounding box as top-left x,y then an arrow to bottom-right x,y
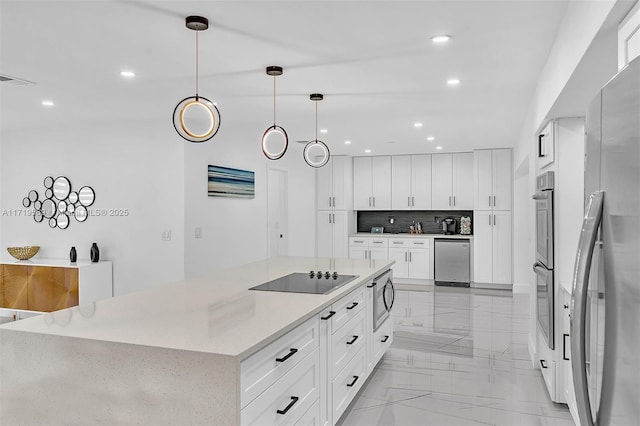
0,256 -> 394,425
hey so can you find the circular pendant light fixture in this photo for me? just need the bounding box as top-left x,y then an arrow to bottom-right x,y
303,94 -> 330,168
261,66 -> 289,160
172,16 -> 221,143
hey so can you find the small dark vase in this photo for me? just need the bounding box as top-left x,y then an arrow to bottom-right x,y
90,243 -> 100,263
69,246 -> 77,263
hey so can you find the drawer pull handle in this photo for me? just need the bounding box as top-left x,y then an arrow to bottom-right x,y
346,302 -> 358,310
346,335 -> 359,345
275,348 -> 298,363
276,396 -> 299,415
413,242 -> 424,245
321,311 -> 336,320
381,335 -> 389,343
540,359 -> 548,369
366,283 -> 376,288
346,376 -> 359,387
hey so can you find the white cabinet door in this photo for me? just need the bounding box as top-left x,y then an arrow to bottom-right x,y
491,210 -> 512,284
391,155 -> 412,210
369,246 -> 388,261
411,154 -> 432,210
474,150 -> 493,210
492,149 -> 512,211
371,156 -> 391,209
349,246 -> 367,260
431,154 -> 453,209
353,157 -> 372,210
317,211 -> 332,258
317,160 -> 333,210
332,211 -> 349,259
452,152 -> 473,209
388,248 -> 408,279
408,248 -> 429,279
473,211 -> 493,284
332,156 -> 352,210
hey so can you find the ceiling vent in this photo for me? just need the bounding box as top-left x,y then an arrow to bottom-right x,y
0,74 -> 36,85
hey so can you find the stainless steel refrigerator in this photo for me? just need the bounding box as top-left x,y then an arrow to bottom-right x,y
571,56 -> 639,426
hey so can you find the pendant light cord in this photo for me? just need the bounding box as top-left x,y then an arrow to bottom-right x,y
273,75 -> 276,126
195,29 -> 199,99
315,100 -> 318,142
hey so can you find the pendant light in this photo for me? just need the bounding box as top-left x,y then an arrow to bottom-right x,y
261,66 -> 288,160
303,94 -> 330,168
172,16 -> 221,143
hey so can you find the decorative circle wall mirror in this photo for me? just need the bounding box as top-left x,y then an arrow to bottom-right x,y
41,199 -> 56,219
22,197 -> 31,208
33,211 -> 43,223
68,192 -> 78,204
53,176 -> 71,200
28,190 -> 39,202
75,205 -> 88,222
43,176 -> 54,189
78,186 -> 95,206
48,218 -> 57,228
57,214 -> 69,229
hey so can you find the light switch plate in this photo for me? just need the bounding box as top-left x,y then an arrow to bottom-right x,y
161,230 -> 172,241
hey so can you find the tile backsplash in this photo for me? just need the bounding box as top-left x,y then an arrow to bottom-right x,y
357,210 -> 473,235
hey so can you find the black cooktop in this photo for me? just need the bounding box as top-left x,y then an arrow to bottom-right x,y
249,272 -> 358,295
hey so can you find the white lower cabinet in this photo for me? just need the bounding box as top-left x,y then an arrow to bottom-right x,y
241,347 -> 320,425
331,311 -> 365,377
295,399 -> 321,426
386,238 -> 431,280
372,316 -> 393,366
332,347 -> 367,422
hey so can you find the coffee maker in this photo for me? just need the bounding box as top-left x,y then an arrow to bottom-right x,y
442,217 -> 456,235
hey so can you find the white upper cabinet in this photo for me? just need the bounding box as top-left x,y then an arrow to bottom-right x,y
353,156 -> 391,210
391,155 -> 432,210
474,149 -> 512,211
317,156 -> 353,210
432,153 -> 473,210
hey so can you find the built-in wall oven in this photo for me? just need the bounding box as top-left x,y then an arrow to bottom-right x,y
372,269 -> 394,331
532,171 -> 555,349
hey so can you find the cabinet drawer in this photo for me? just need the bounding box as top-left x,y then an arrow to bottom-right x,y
331,311 -> 365,378
368,238 -> 388,248
348,237 -> 368,247
372,315 -> 393,367
241,317 -> 319,408
332,347 -> 366,423
331,288 -> 364,334
294,399 -> 320,426
241,348 -> 320,426
389,238 -> 408,247
409,238 -> 429,248
539,357 -> 556,401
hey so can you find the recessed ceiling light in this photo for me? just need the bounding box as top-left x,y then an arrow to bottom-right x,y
320,129 -> 328,134
365,149 -> 371,153
436,146 -> 443,150
447,78 -> 460,86
41,100 -> 54,107
414,122 -> 423,128
431,35 -> 451,43
427,136 -> 435,141
120,70 -> 136,78
344,140 -> 351,145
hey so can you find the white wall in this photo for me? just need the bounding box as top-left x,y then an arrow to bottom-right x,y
183,119 -> 317,279
0,119 -> 185,296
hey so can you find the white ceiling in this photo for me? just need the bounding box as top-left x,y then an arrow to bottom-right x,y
0,0 -> 570,156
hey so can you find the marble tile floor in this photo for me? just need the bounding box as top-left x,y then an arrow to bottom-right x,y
339,286 -> 574,426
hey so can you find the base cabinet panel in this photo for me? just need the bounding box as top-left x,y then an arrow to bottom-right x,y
332,347 -> 366,422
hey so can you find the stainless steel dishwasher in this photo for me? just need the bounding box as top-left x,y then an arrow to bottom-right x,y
434,238 -> 470,287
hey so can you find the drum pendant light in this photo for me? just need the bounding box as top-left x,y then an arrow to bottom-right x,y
261,66 -> 288,160
303,94 -> 330,168
172,16 -> 221,143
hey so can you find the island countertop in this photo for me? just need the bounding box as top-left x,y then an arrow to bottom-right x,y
0,256 -> 393,360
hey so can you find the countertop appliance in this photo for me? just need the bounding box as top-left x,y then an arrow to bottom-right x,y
571,57 -> 639,426
434,239 -> 470,287
442,217 -> 456,235
371,269 -> 394,331
249,271 -> 358,295
532,170 -> 555,349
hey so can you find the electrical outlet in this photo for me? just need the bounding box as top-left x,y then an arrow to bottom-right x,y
161,230 -> 172,241
195,227 -> 202,239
